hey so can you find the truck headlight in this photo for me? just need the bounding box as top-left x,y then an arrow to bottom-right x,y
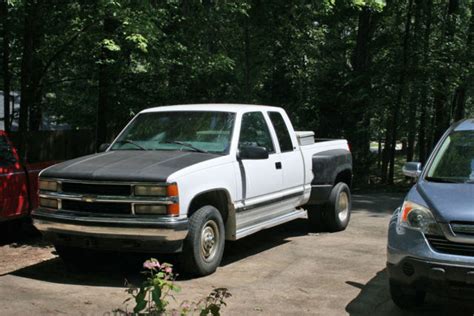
134,184 -> 178,197
39,179 -> 58,192
399,201 -> 442,236
134,185 -> 167,196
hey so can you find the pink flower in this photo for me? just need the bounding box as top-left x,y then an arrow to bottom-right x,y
143,259 -> 161,270
164,266 -> 172,274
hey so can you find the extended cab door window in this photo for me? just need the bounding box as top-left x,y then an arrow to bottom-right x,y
268,111 -> 295,152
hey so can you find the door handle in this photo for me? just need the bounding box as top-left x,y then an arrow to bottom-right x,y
275,162 -> 282,169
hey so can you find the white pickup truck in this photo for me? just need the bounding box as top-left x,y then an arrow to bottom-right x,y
32,104 -> 352,275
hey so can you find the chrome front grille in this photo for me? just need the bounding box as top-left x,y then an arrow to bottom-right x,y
39,179 -> 176,216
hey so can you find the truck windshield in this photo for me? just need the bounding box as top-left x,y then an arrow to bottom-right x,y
426,130 -> 474,183
110,111 -> 235,154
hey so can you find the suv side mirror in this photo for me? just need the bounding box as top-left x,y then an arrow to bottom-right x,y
238,145 -> 269,160
403,162 -> 422,178
98,143 -> 110,153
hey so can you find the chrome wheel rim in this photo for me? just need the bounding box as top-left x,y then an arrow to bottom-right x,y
337,191 -> 349,223
200,220 -> 219,262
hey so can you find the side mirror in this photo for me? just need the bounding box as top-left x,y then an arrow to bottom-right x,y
403,162 -> 422,178
238,145 -> 269,160
98,143 -> 110,153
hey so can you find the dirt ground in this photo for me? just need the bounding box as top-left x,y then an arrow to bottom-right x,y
1,193 -> 473,316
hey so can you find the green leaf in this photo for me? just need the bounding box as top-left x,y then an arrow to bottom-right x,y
101,39 -> 121,52
133,288 -> 147,313
151,286 -> 162,306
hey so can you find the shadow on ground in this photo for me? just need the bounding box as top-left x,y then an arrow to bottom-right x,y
0,219 -> 49,248
9,218 -> 311,286
346,268 -> 474,316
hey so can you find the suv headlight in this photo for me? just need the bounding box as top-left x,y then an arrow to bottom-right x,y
399,201 -> 442,235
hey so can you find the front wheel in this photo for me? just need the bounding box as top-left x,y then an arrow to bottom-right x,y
180,205 -> 225,276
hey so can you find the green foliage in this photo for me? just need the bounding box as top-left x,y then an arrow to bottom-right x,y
1,0 -> 473,185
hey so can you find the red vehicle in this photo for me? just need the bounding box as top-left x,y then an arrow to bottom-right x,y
0,130 -> 55,222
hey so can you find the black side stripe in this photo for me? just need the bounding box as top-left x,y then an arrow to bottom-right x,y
238,159 -> 247,200
236,191 -> 304,213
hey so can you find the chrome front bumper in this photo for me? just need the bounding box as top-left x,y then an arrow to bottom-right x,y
32,208 -> 188,242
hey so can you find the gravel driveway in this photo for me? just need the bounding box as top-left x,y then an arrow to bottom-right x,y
0,193 -> 473,315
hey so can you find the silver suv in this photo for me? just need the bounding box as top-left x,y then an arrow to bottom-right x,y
387,118 -> 474,308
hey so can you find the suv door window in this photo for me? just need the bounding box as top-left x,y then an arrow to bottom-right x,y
268,111 -> 294,152
239,112 -> 275,153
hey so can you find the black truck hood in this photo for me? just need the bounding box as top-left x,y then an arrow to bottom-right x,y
41,150 -> 219,182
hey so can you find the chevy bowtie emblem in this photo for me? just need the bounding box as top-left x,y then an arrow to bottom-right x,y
82,195 -> 97,203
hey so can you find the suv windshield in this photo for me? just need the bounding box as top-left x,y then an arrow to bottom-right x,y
110,111 -> 235,154
426,130 -> 474,183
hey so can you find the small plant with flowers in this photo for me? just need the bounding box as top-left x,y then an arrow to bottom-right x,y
116,258 -> 231,315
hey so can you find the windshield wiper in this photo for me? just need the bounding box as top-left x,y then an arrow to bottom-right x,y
116,139 -> 147,151
425,176 -> 460,183
163,141 -> 208,153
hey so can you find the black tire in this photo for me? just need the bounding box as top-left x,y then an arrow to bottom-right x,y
389,279 -> 426,309
307,182 -> 351,232
180,205 -> 225,276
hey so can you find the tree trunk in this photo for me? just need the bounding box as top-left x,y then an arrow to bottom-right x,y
19,0 -> 40,144
417,0 -> 432,164
451,1 -> 474,122
96,16 -> 119,150
452,85 -> 466,121
432,90 -> 449,146
244,19 -> 251,103
432,0 -> 460,146
349,6 -> 379,181
1,0 -> 11,132
388,0 -> 414,184
381,118 -> 391,183
406,0 -> 423,162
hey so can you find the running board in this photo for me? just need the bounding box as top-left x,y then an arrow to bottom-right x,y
234,209 -> 307,240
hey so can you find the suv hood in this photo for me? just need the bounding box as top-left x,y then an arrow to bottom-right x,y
415,180 -> 474,223
41,150 -> 219,182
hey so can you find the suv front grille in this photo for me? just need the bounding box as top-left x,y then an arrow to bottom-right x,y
61,182 -> 131,196
62,200 -> 131,215
451,222 -> 474,237
426,235 -> 474,257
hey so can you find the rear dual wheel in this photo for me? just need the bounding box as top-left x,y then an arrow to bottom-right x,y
307,182 -> 351,232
